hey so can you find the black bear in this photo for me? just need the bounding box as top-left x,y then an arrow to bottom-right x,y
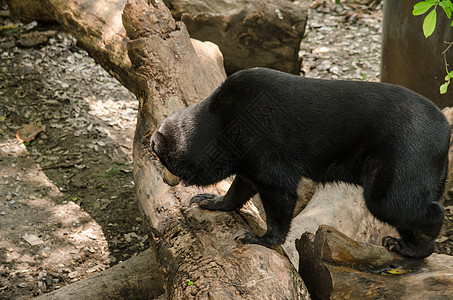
151,67 -> 450,259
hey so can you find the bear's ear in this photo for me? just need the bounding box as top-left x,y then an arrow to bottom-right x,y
152,130 -> 166,149
209,95 -> 221,112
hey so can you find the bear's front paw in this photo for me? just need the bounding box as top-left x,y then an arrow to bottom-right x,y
382,236 -> 401,253
190,193 -> 218,206
189,193 -> 228,211
234,229 -> 260,244
382,236 -> 434,258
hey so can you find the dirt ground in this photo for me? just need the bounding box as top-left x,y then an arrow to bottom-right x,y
0,5 -> 148,299
0,1 -> 452,299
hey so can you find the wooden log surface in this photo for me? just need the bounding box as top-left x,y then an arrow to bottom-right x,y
5,0 -> 55,23
5,0 -> 308,298
296,225 -> 453,300
35,248 -> 165,300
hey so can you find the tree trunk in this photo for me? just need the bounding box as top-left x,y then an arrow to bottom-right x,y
442,107 -> 453,201
381,0 -> 453,108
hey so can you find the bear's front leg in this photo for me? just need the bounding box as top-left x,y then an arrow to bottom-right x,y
190,175 -> 257,211
233,187 -> 297,247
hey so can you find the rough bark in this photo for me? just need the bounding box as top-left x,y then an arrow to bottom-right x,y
5,0 -> 55,23
164,0 -> 308,74
296,225 -> 453,300
7,0 -> 308,77
35,248 -> 165,300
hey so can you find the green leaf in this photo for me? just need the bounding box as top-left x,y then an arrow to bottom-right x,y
187,280 -> 194,286
386,268 -> 408,275
451,19 -> 453,26
423,8 -> 437,37
440,80 -> 450,94
446,71 -> 453,80
440,0 -> 452,18
448,0 -> 453,11
413,1 -> 436,15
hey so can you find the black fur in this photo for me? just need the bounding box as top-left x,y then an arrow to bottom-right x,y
151,67 -> 450,258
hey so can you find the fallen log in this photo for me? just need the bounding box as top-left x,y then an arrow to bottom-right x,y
7,0 -> 307,75
5,0 -> 55,23
296,225 -> 453,300
35,248 -> 165,300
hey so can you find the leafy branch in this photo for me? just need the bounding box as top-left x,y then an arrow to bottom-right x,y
441,41 -> 453,93
413,0 -> 453,94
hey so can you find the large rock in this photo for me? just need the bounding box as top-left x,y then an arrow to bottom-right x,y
164,0 -> 308,74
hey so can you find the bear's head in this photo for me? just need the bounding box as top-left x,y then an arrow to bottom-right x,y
151,91 -> 237,187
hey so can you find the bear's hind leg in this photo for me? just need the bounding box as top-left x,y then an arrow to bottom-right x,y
364,167 -> 446,259
382,201 -> 444,258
